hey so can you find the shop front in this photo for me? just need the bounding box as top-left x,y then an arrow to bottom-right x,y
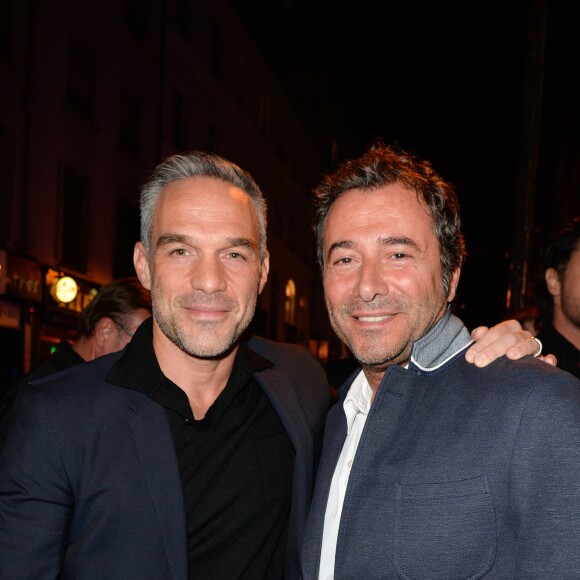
0,250 -> 43,392
0,250 -> 101,392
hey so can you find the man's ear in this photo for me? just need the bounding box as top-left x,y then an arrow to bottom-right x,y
446,267 -> 461,302
94,317 -> 116,351
545,267 -> 561,297
258,250 -> 270,295
134,241 -> 152,291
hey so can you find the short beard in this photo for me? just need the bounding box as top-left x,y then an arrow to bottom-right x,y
156,309 -> 245,359
561,292 -> 580,331
326,298 -> 411,367
151,290 -> 255,360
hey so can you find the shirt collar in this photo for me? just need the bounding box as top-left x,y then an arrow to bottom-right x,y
106,317 -> 273,396
343,369 -> 373,434
409,306 -> 472,371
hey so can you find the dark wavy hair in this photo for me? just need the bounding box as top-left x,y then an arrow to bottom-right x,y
78,277 -> 151,338
313,143 -> 466,295
533,217 -> 580,328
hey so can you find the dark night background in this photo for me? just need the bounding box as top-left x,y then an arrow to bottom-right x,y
0,0 -> 577,371
231,0 -> 579,329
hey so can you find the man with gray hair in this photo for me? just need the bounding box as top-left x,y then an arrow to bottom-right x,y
0,150 -> 550,579
0,151 -> 331,579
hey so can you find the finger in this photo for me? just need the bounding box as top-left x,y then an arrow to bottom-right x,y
466,321 -> 528,366
505,336 -> 542,360
469,325 -> 489,341
470,320 -> 526,346
465,326 -> 489,362
538,354 -> 558,367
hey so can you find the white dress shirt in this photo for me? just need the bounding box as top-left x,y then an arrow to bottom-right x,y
318,370 -> 373,580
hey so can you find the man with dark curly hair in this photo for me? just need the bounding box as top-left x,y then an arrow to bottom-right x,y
302,144 -> 580,579
534,217 -> 580,378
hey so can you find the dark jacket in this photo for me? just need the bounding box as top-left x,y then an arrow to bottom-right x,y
0,325 -> 331,579
302,311 -> 580,579
536,320 -> 580,379
0,339 -> 83,424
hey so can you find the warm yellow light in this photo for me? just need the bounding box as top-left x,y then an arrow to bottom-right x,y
54,276 -> 78,303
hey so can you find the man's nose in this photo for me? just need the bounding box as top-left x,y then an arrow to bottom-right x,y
190,255 -> 227,294
354,260 -> 389,302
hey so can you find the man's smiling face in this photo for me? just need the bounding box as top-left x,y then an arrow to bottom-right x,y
135,176 -> 269,359
322,182 -> 459,380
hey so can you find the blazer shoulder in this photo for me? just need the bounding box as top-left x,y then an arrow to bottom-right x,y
247,335 -> 332,411
452,355 -> 580,412
248,336 -> 326,378
18,351 -> 126,409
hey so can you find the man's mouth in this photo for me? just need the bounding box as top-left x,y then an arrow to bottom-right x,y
355,315 -> 390,322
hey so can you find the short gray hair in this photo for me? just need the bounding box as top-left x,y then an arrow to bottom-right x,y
140,151 -> 268,258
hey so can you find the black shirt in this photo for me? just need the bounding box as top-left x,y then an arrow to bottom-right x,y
110,318 -> 295,579
536,321 -> 580,379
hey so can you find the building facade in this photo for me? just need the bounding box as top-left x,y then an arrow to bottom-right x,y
0,0 -> 337,389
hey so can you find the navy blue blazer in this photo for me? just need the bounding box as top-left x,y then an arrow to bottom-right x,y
302,312 -> 580,579
0,334 -> 331,579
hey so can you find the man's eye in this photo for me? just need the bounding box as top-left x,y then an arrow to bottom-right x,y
331,256 -> 352,266
393,253 -> 407,260
228,252 -> 246,260
171,248 -> 188,256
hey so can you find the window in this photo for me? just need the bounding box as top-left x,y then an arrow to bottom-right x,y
0,0 -> 13,59
125,0 -> 148,39
57,164 -> 90,272
259,92 -> 271,133
114,196 -> 141,278
66,33 -> 95,119
210,23 -> 222,78
120,91 -> 143,154
269,270 -> 279,339
176,0 -> 191,38
284,279 -> 296,325
0,125 -> 14,243
171,90 -> 187,150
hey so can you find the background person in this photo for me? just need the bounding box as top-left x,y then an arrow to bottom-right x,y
534,217 -> 580,378
0,276 -> 151,423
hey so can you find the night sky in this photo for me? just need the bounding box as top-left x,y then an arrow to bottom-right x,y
231,0 -> 577,327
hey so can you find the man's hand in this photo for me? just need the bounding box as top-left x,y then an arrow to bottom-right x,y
465,319 -> 557,368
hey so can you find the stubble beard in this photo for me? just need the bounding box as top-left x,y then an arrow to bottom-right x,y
152,289 -> 257,360
327,293 -> 448,370
326,297 -> 411,369
561,285 -> 580,330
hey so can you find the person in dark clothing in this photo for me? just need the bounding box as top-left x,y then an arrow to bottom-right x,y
0,277 -> 151,423
0,152 -> 333,580
0,151 -> 550,580
534,217 -> 580,378
29,276 -> 151,381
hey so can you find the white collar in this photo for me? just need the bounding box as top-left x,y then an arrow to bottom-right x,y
343,370 -> 373,435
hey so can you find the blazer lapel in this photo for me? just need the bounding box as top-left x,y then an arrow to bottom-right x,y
126,398 -> 188,580
255,368 -> 313,578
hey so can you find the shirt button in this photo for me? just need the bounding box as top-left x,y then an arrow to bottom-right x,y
348,460 -> 353,469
